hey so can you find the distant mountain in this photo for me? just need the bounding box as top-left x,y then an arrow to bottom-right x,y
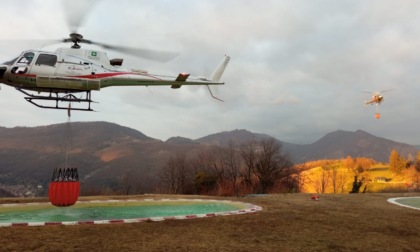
193,129 -> 416,163
194,129 -> 300,157
0,122 -> 417,196
166,136 -> 198,145
196,129 -> 273,145
195,129 -> 296,148
290,130 -> 417,163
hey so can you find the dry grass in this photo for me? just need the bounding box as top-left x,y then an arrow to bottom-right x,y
1,193 -> 419,252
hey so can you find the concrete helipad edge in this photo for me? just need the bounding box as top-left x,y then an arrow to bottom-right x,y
0,199 -> 262,227
388,197 -> 420,211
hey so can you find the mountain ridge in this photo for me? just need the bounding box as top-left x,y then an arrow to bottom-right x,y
0,122 -> 417,196
291,129 -> 416,162
192,128 -> 417,163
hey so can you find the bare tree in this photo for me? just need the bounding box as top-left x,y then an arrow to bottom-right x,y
159,154 -> 190,194
329,163 -> 338,194
293,163 -> 308,193
120,171 -> 133,195
253,138 -> 294,194
337,170 -> 348,193
240,140 -> 258,191
314,167 -> 331,194
219,141 -> 242,196
190,148 -> 220,194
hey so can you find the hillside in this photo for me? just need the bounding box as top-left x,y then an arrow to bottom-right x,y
0,122 -> 417,196
291,130 -> 416,163
195,129 -> 302,157
0,122 -> 200,196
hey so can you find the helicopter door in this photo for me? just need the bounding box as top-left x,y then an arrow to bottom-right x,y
29,53 -> 58,76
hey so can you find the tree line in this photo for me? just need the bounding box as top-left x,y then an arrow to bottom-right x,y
300,157 -> 376,194
84,146 -> 419,196
299,150 -> 420,194
158,138 -> 299,196
389,149 -> 420,189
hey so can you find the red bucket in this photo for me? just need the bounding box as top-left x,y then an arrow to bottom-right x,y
48,168 -> 80,207
48,181 -> 80,207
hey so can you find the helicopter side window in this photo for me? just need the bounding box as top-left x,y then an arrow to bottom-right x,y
35,54 -> 57,67
17,52 -> 35,64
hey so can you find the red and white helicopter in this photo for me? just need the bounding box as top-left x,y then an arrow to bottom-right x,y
0,33 -> 230,111
365,91 -> 384,105
0,1 -> 230,112
364,90 -> 393,119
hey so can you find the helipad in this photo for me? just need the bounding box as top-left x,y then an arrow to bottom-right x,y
0,198 -> 262,227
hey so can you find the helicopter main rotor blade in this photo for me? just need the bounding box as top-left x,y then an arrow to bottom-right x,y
61,0 -> 101,33
90,41 -> 179,62
380,89 -> 394,93
363,89 -> 394,94
59,0 -> 178,62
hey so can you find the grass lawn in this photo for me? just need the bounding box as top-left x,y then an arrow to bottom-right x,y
0,193 -> 419,252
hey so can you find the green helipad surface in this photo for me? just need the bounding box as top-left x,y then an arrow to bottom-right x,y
0,199 -> 262,227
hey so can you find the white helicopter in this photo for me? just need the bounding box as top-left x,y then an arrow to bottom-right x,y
0,33 -> 230,111
0,0 -> 230,112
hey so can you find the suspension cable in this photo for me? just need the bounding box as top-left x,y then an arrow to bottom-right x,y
64,103 -> 72,169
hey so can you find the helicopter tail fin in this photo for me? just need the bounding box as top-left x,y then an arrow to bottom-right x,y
211,55 -> 231,82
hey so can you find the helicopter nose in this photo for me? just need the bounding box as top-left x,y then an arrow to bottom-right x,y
0,66 -> 7,79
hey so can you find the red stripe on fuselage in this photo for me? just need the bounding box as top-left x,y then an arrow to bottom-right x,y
12,73 -> 36,78
12,72 -> 163,80
71,72 -> 162,80
71,72 -> 133,79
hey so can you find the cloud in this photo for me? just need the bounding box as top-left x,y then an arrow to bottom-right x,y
2,0 -> 420,146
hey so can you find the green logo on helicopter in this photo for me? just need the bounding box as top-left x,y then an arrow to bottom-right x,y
91,51 -> 97,57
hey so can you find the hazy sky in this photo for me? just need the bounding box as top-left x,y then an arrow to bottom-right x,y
1,0 -> 420,145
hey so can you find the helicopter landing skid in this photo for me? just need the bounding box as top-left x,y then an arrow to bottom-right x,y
16,88 -> 95,112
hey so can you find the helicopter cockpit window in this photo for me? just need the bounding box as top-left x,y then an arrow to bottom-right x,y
35,54 -> 57,67
17,52 -> 35,64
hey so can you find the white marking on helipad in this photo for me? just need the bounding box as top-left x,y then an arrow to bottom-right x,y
388,197 -> 420,210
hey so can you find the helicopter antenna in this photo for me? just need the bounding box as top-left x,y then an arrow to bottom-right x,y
146,86 -> 154,95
